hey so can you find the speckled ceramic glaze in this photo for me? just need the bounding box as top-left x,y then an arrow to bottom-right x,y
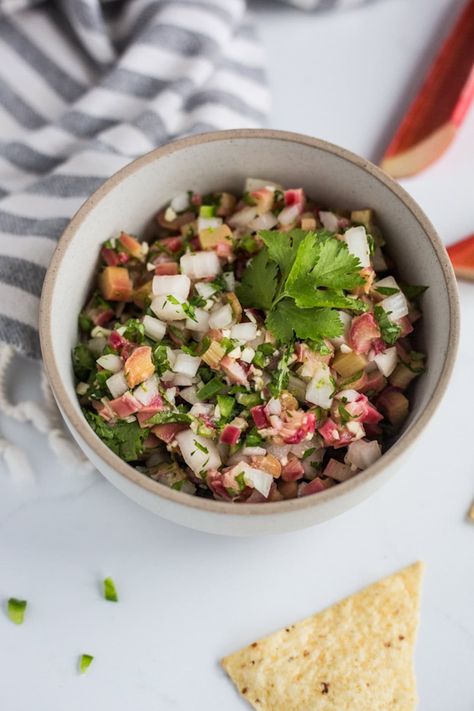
39,130 -> 459,536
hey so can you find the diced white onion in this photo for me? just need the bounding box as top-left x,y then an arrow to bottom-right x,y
91,326 -> 111,338
106,370 -> 128,398
346,421 -> 365,439
380,292 -> 409,321
173,353 -> 201,377
195,281 -> 217,299
133,375 -> 159,406
179,386 -> 199,405
164,206 -> 176,222
340,343 -> 352,354
88,336 -> 107,356
240,347 -> 255,363
344,225 -> 370,267
345,439 -> 382,469
152,274 -> 190,300
143,315 -> 166,342
374,346 -> 398,376
235,462 -> 273,498
330,311 -> 352,347
374,275 -> 399,291
209,303 -> 233,329
266,398 -> 282,415
185,307 -> 209,332
170,191 -> 190,213
180,252 -> 221,279
245,178 -> 283,192
227,347 -> 242,359
230,322 -> 257,342
189,403 -> 214,418
228,206 -> 258,228
197,216 -> 223,232
248,212 -> 278,231
170,373 -> 196,386
223,272 -> 235,291
164,387 -> 176,405
319,211 -> 339,232
175,430 -> 221,474
335,389 -> 359,402
242,446 -> 267,457
278,204 -> 300,226
305,364 -> 334,409
151,295 -> 184,321
97,353 -> 122,373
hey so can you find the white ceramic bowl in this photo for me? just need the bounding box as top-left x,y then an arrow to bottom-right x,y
40,129 -> 459,536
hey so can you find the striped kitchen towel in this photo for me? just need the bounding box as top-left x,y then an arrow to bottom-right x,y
0,0 -> 368,478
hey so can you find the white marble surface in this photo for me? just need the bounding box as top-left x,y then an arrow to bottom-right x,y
1,1 -> 474,709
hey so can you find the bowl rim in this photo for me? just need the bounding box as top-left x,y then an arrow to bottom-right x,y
39,128 -> 460,517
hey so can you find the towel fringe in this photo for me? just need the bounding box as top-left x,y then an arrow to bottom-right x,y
0,344 -> 94,480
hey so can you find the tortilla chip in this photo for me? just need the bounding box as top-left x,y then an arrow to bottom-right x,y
221,563 -> 423,711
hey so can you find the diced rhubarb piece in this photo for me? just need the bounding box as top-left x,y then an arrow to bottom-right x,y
89,306 -> 115,327
199,223 -> 233,250
300,213 -> 316,231
101,246 -> 126,266
110,392 -> 142,418
251,188 -> 274,215
338,370 -> 368,392
202,340 -> 226,369
349,313 -> 381,354
350,209 -> 374,228
220,424 -> 242,445
397,316 -> 414,338
99,266 -> 133,302
158,235 -> 183,253
360,369 -> 387,395
447,233 -> 474,281
251,405 -> 269,429
389,363 -> 418,390
132,280 -> 152,309
143,433 -> 160,449
298,477 -> 333,497
118,232 -> 142,259
344,393 -> 383,424
281,457 -> 305,482
322,458 -> 355,482
136,399 -> 164,428
220,356 -> 248,385
216,192 -> 237,217
332,350 -> 367,378
124,346 -> 155,388
377,387 -> 409,426
151,423 -> 188,443
283,412 -> 316,444
277,479 -> 298,499
284,188 -> 305,210
318,418 -> 341,447
155,262 -> 179,276
381,0 -> 474,178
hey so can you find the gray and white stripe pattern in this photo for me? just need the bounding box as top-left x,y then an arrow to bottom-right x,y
0,0 -> 366,360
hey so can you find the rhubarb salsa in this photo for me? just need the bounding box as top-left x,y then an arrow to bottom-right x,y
73,179 -> 427,502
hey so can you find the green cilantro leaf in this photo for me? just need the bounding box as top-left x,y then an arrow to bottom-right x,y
269,345 -> 293,397
259,229 -> 307,281
308,237 -> 365,290
375,286 -> 399,296
266,299 -> 343,343
374,304 -> 402,345
83,410 -> 149,461
235,246 -> 278,310
72,344 -> 95,381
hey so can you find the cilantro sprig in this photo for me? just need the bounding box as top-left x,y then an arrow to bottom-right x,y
236,229 -> 366,343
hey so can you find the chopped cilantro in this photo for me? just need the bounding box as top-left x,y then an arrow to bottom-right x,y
245,428 -> 263,447
374,304 -> 402,345
242,191 -> 256,206
152,344 -> 171,376
144,411 -> 191,426
123,318 -> 145,343
236,392 -> 262,408
235,471 -> 246,491
269,345 -> 293,397
338,403 -> 352,424
84,410 -> 149,461
302,447 -> 316,460
72,344 -> 95,381
78,312 -> 93,334
193,439 -> 208,454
